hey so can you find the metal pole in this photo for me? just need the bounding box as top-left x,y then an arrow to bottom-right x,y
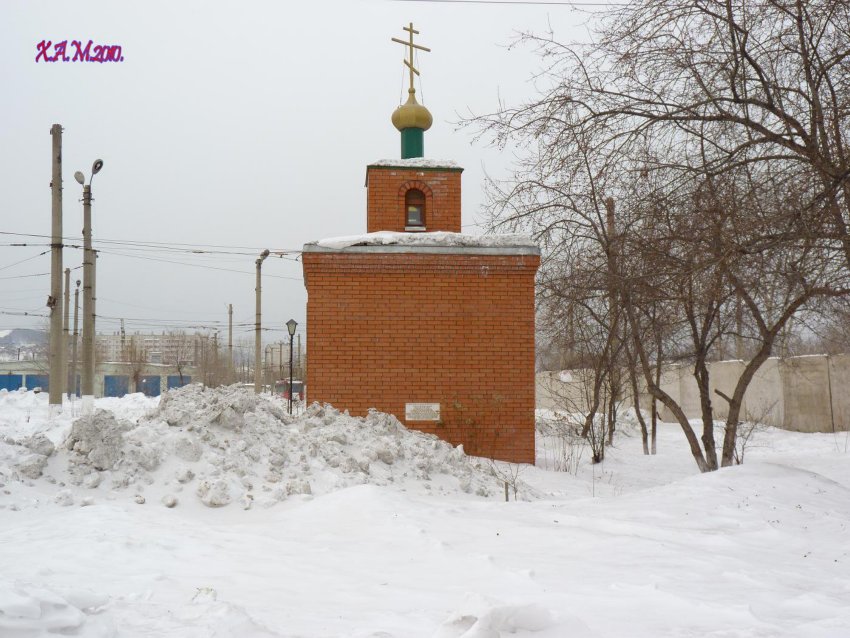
254,250 -> 269,394
48,124 -> 64,409
211,332 -> 215,387
289,333 -> 294,414
255,259 -> 262,394
71,280 -> 80,398
63,267 -> 70,398
92,250 -> 98,395
81,184 -> 94,413
228,303 -> 233,382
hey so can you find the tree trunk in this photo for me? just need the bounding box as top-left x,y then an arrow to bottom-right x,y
720,340 -> 774,466
694,359 -> 719,471
625,343 -> 649,455
650,385 -> 711,472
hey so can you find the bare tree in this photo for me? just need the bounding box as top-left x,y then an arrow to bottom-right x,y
163,331 -> 195,387
124,335 -> 147,391
466,0 -> 850,472
479,1 -> 850,269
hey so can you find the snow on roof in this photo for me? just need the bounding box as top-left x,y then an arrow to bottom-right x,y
368,158 -> 462,170
308,231 -> 538,250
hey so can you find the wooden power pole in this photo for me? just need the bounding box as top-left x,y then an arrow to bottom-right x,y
48,124 -> 64,409
228,303 -> 233,382
62,267 -> 70,397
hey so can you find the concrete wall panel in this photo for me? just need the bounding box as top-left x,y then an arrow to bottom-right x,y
828,354 -> 850,432
708,360 -> 746,420
537,353 -> 846,433
781,355 -> 832,433
743,358 -> 783,427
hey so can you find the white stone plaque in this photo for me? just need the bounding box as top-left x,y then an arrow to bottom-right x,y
405,402 -> 440,421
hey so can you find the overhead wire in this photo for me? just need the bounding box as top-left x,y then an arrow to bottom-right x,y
89,248 -> 304,280
0,250 -> 50,272
0,272 -> 51,280
0,231 -> 302,256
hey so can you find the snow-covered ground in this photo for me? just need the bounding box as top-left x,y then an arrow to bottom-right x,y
1,386 -> 849,637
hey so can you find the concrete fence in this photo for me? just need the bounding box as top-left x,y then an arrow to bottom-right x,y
536,354 -> 850,433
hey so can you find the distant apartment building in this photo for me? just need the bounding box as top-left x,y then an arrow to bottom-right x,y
96,332 -> 206,365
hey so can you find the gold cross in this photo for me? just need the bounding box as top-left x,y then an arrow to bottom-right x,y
391,22 -> 431,94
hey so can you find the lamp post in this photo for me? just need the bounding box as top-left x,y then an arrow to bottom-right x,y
254,249 -> 270,394
286,319 -> 297,414
75,159 -> 103,415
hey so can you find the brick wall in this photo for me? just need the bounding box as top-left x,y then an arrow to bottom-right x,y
366,165 -> 463,233
303,250 -> 539,463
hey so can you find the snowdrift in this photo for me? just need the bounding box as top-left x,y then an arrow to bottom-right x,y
1,384 -> 526,512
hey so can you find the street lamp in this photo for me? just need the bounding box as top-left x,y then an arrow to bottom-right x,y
286,319 -> 297,414
75,159 -> 103,415
254,249 -> 270,394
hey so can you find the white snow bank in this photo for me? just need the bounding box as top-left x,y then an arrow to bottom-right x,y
435,594 -> 561,638
0,581 -> 113,637
310,230 -> 538,250
369,158 -> 461,169
0,385 -> 532,512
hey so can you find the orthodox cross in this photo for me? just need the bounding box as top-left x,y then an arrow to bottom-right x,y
392,23 -> 431,93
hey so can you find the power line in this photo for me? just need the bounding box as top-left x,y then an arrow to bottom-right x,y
91,248 -> 303,280
0,231 -> 302,256
0,310 -> 48,318
0,250 -> 50,272
0,272 -> 50,280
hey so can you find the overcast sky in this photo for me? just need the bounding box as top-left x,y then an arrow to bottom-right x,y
0,0 -> 594,348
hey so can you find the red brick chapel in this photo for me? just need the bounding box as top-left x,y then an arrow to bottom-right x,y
301,25 -> 540,463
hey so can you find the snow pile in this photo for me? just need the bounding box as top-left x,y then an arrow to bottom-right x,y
0,581 -> 112,637
1,385 -> 528,511
434,594 -> 559,637
310,230 -> 538,250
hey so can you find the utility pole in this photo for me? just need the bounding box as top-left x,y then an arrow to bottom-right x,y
48,124 -> 64,410
62,267 -> 70,398
228,303 -> 233,383
254,249 -> 270,394
70,280 -> 80,398
297,334 -> 302,377
735,293 -> 744,360
76,159 -> 103,414
212,331 -> 219,386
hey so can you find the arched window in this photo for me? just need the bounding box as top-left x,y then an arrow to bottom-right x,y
405,189 -> 426,228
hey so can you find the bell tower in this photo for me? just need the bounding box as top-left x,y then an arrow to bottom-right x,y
366,23 -> 463,234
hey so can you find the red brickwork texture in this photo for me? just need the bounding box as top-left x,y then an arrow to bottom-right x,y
303,252 -> 539,463
366,166 -> 462,233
